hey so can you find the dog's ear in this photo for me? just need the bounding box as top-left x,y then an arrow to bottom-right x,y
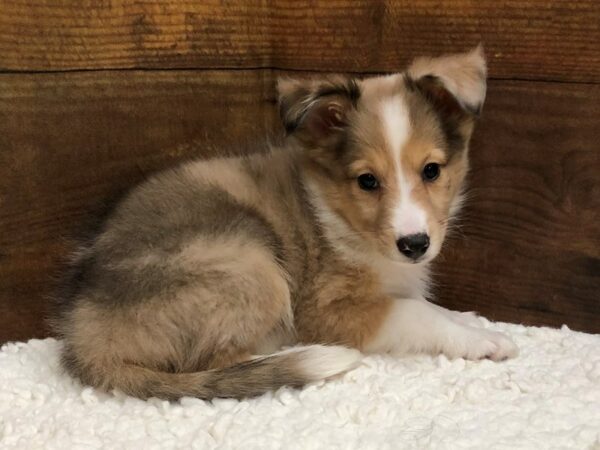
406,46 -> 486,151
406,45 -> 487,118
277,76 -> 360,148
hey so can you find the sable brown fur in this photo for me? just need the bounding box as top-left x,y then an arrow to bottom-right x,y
53,47 -> 516,401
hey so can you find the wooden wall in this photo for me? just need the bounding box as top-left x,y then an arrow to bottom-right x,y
1,1 -> 599,343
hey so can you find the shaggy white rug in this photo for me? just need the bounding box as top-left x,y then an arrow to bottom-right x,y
1,321 -> 599,450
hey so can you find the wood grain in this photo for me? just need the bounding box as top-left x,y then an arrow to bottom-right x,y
434,80 -> 600,332
1,69 -> 599,343
1,1 -> 599,82
0,69 -> 279,343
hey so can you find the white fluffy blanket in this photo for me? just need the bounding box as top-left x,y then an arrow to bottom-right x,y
1,321 -> 599,449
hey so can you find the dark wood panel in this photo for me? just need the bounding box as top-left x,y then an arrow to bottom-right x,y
0,70 -> 598,344
0,69 -> 280,343
434,81 -> 600,332
1,1 -> 599,82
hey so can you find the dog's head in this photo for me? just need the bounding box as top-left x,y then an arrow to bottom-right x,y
279,47 -> 486,264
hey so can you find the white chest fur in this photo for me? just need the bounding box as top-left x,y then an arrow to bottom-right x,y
369,257 -> 430,300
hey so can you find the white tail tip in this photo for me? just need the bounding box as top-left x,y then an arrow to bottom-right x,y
295,345 -> 362,381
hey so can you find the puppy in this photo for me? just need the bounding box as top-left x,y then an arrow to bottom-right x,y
53,47 -> 518,401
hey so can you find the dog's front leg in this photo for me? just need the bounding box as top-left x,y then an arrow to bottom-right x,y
364,298 -> 518,361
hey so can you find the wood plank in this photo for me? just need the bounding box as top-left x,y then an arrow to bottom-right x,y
434,81 -> 600,332
1,1 -> 599,82
0,69 -> 279,343
0,70 -> 599,344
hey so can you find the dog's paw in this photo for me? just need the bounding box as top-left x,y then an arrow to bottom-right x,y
444,327 -> 519,361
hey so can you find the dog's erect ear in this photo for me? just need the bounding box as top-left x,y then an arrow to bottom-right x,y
277,76 -> 360,148
407,45 -> 487,117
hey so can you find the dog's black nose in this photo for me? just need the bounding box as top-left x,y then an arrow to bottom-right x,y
396,233 -> 430,260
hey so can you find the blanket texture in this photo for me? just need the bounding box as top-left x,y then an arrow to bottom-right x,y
1,321 -> 599,449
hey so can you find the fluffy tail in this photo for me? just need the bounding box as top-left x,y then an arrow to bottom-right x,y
88,345 -> 361,401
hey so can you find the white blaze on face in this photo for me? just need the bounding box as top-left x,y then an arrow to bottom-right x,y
393,170 -> 428,238
380,96 -> 428,238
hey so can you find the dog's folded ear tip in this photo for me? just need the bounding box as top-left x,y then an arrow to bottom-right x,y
469,44 -> 487,75
406,47 -> 487,115
472,43 -> 485,56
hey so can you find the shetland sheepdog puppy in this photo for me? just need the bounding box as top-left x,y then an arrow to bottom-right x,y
53,47 -> 517,401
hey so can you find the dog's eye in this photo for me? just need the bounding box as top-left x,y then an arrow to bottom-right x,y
357,173 -> 379,191
422,163 -> 440,182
